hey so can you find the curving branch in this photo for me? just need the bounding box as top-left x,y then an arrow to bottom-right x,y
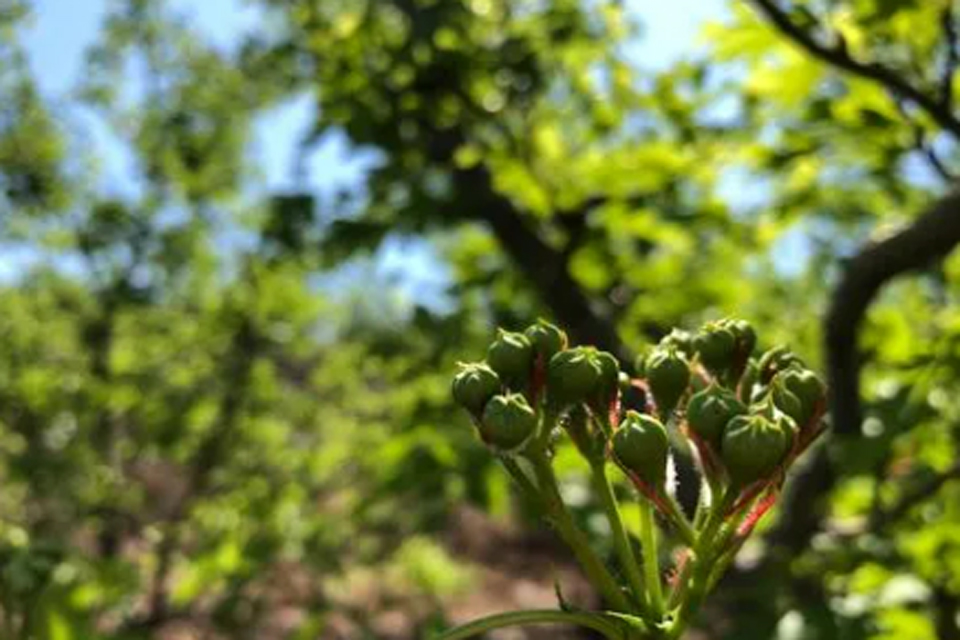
746,0 -> 960,140
826,190 -> 960,435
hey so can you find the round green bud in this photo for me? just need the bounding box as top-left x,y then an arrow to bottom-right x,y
480,393 -> 537,452
452,363 -> 502,415
770,378 -> 805,427
660,329 -> 694,357
780,367 -> 825,426
694,323 -> 738,375
634,350 -> 648,378
547,347 -> 602,406
729,319 -> 757,358
738,359 -> 759,404
758,345 -> 804,384
645,347 -> 691,417
686,384 -> 746,449
593,350 -> 621,404
525,320 -> 568,361
612,411 -> 669,487
721,411 -> 794,486
487,330 -> 534,386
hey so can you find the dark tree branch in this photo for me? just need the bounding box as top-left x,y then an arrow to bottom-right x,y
913,125 -> 956,183
456,164 -> 631,362
747,0 -> 960,140
826,190 -> 960,435
895,99 -> 956,183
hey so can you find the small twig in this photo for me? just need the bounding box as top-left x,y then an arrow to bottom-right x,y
825,189 -> 960,435
895,99 -> 956,182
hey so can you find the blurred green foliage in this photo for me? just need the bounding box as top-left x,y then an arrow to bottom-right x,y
0,0 -> 958,638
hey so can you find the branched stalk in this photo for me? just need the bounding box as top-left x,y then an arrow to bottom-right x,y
528,448 -> 631,611
669,491 -> 734,637
592,459 -> 651,615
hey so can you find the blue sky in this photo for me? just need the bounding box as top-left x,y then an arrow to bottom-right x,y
13,0 -> 729,292
22,0 -> 727,191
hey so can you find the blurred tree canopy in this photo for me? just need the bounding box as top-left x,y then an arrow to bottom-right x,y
0,0 -> 959,638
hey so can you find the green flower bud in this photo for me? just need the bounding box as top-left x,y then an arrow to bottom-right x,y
525,320 -> 568,361
770,378 -> 805,427
729,319 -> 757,358
721,411 -> 794,486
593,350 -> 621,405
634,350 -> 648,378
480,393 -> 537,452
780,367 -> 825,427
547,347 -> 602,406
738,359 -> 759,404
694,323 -> 738,375
487,330 -> 534,387
452,363 -> 501,415
660,328 -> 694,357
645,347 -> 691,417
686,384 -> 746,449
757,345 -> 804,384
612,411 -> 669,487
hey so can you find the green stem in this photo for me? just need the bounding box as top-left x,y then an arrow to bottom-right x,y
668,491 -> 735,638
500,455 -> 539,500
704,497 -> 759,592
638,499 -> 664,619
591,460 -> 650,615
529,449 -> 631,612
661,490 -> 697,547
433,609 -> 627,640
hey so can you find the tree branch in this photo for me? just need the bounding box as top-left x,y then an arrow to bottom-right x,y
746,0 -> 960,140
894,99 -> 956,183
825,190 -> 960,435
457,164 -> 631,362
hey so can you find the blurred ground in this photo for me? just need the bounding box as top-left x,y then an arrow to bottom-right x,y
142,506 -> 599,639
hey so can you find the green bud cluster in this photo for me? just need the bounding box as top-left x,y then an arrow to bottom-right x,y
686,384 -> 746,449
627,319 -> 826,488
452,317 -> 825,490
451,319 -> 622,455
447,317 -> 828,640
692,318 -> 756,383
